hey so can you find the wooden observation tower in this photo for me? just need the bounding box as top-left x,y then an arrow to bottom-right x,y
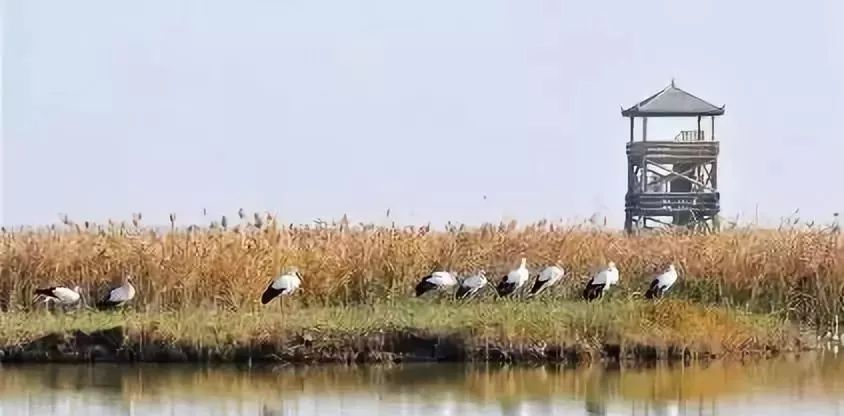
622,81 -> 725,233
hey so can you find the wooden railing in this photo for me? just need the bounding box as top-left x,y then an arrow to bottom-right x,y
625,192 -> 720,216
626,141 -> 719,160
674,130 -> 705,142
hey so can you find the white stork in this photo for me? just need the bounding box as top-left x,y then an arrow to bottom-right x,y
34,285 -> 82,307
414,271 -> 458,297
644,264 -> 679,299
455,270 -> 488,300
261,267 -> 303,304
96,275 -> 136,309
496,258 -> 529,297
582,262 -> 619,301
528,265 -> 565,296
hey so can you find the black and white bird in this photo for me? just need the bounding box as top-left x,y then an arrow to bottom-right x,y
96,275 -> 136,310
496,258 -> 529,297
455,270 -> 488,300
261,267 -> 303,304
414,271 -> 458,297
528,265 -> 565,297
644,264 -> 678,299
34,285 -> 82,307
582,262 -> 619,301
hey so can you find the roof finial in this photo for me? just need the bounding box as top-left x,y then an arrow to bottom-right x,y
670,78 -> 676,87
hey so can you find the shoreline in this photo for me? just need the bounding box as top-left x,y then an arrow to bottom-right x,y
0,327 -> 720,365
0,300 -> 810,365
0,326 -> 772,365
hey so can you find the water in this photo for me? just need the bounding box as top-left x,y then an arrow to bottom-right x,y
1,351 -> 843,415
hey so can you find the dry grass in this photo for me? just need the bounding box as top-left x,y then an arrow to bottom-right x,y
0,215 -> 842,324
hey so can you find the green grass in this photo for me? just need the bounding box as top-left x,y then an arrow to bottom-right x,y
0,298 -> 798,361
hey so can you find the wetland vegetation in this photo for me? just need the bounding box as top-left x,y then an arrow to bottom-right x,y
0,214 -> 839,363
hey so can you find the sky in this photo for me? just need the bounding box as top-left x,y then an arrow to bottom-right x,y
2,0 -> 843,228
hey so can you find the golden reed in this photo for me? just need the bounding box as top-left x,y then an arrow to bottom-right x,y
0,214 -> 840,323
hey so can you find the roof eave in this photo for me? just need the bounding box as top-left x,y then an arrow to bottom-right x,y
621,106 -> 726,118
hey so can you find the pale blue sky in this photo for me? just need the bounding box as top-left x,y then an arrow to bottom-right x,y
2,0 -> 843,228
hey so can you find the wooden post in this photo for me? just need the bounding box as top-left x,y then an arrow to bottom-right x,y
711,158 -> 719,235
629,117 -> 634,142
710,116 -> 715,140
697,116 -> 702,141
643,117 -> 648,141
711,160 -> 718,190
641,157 -> 647,193
626,159 -> 634,234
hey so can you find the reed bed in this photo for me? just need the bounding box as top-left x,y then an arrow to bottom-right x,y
0,214 -> 842,325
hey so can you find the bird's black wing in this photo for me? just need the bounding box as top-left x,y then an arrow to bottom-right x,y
414,275 -> 438,297
529,278 -> 547,295
34,287 -> 58,299
261,283 -> 285,304
455,285 -> 472,299
644,278 -> 660,299
496,275 -> 517,297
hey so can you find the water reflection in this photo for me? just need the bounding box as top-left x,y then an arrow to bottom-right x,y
0,350 -> 842,415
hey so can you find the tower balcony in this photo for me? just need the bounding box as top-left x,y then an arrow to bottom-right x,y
624,192 -> 720,217
626,141 -> 719,164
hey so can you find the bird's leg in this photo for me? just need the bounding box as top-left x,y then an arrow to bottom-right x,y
42,297 -> 53,313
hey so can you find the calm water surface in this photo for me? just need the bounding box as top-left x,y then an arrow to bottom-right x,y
1,351 -> 843,415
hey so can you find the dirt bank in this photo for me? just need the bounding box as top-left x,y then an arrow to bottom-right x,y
0,326 -> 793,365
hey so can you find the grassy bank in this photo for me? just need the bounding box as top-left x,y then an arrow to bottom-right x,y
0,217 -> 837,363
0,299 -> 802,364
